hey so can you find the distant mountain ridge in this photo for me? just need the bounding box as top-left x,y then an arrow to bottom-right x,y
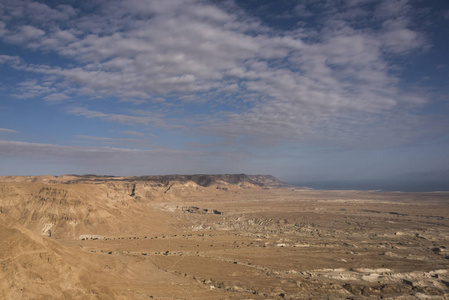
0,174 -> 289,188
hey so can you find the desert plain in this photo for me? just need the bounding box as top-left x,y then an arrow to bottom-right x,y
0,174 -> 448,299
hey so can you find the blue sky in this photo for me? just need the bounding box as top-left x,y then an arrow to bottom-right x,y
0,0 -> 449,188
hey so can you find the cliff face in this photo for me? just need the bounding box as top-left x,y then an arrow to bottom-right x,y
0,174 -> 287,240
128,174 -> 289,188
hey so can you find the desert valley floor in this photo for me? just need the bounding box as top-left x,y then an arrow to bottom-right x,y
1,174 -> 448,299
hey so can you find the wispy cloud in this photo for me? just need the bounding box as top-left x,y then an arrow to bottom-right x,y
0,139 -> 249,175
0,55 -> 23,66
74,135 -> 147,147
66,107 -> 155,126
0,0 -> 446,150
43,92 -> 70,103
0,139 -> 184,157
121,130 -> 145,137
0,128 -> 17,133
75,135 -> 143,141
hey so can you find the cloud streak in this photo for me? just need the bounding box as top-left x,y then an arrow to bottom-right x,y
0,128 -> 17,133
66,107 -> 154,126
0,138 -> 253,176
0,139 -> 183,158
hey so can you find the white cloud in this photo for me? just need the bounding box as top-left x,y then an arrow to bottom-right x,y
381,19 -> 427,54
0,0 -> 441,149
66,106 -> 166,127
0,128 -> 17,133
0,55 -> 23,67
120,130 -> 146,137
43,93 -> 70,103
12,79 -> 57,99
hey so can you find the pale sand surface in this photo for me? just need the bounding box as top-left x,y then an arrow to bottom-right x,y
1,175 -> 448,299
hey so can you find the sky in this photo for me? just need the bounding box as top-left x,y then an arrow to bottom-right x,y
0,0 -> 449,190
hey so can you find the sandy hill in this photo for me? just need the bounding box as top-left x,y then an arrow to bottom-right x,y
0,174 -> 285,239
1,174 -> 448,299
0,213 -> 122,299
0,174 -> 285,299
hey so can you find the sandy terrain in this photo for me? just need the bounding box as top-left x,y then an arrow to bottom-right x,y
0,174 -> 448,299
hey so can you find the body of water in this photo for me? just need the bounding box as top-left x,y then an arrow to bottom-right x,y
291,180 -> 449,193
